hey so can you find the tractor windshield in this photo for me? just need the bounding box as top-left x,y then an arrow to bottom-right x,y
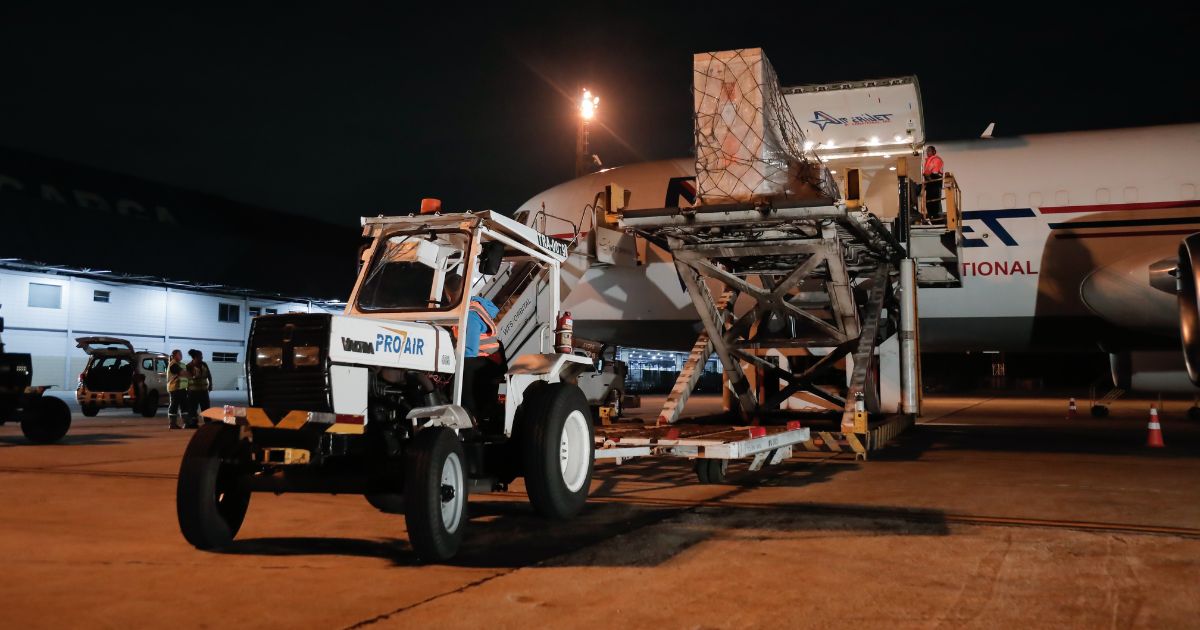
355,229 -> 471,313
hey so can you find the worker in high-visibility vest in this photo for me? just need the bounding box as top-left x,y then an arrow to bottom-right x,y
463,295 -> 501,359
166,349 -> 191,430
462,294 -> 502,422
445,271 -> 503,422
922,145 -> 945,220
186,349 -> 213,428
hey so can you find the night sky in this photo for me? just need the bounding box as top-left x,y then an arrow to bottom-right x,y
2,3 -> 1196,227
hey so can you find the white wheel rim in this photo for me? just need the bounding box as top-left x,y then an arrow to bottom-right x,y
439,452 -> 464,533
559,410 -> 591,493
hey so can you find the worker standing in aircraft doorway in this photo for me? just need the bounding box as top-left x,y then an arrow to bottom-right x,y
922,145 -> 945,221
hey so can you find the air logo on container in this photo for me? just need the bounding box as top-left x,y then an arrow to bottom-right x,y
376,327 -> 425,356
809,110 -> 894,131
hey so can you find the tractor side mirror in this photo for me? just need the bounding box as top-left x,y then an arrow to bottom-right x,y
479,241 -> 506,276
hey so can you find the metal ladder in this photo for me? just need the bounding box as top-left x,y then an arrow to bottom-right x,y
657,289 -> 737,425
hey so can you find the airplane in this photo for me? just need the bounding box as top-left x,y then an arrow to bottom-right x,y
512,122 -> 1200,399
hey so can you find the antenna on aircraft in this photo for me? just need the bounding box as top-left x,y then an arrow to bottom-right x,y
981,122 -> 996,139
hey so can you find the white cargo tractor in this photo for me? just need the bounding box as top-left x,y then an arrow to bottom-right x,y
176,210 -> 595,561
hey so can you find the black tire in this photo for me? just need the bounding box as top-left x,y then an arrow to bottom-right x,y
521,382 -> 594,520
176,423 -> 252,549
365,493 -> 405,514
140,390 -> 160,418
404,427 -> 467,562
1090,405 -> 1109,418
81,404 -> 100,417
20,396 -> 72,444
694,458 -> 728,484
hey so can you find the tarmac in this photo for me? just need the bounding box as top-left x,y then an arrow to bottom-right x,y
1,391 -> 1198,629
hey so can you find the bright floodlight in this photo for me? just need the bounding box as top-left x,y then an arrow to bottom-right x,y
580,89 -> 599,120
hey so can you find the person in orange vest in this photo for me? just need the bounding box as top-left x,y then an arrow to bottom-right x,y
922,145 -> 945,220
445,272 -> 503,421
463,294 -> 502,421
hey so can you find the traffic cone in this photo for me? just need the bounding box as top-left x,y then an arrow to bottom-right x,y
1146,406 -> 1165,448
1066,397 -> 1077,419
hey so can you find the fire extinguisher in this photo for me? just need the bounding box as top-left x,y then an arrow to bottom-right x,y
555,311 -> 574,353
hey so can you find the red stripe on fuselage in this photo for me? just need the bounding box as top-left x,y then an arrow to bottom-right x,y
1039,200 -> 1200,214
1053,228 -> 1199,239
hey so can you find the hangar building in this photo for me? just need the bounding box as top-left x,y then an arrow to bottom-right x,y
0,147 -> 356,390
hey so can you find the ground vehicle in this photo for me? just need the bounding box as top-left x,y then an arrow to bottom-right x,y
75,337 -> 168,418
0,310 -> 71,443
573,342 -> 630,420
176,210 -> 595,561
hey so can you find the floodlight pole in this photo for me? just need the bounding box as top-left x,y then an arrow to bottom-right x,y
575,88 -> 598,178
575,118 -> 588,178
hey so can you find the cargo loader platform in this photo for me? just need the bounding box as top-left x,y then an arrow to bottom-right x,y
593,422 -> 812,483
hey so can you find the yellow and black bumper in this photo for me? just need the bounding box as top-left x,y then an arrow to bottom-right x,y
201,405 -> 366,435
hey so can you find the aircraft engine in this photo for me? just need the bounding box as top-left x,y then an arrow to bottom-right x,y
1180,233 -> 1200,385
1109,350 -> 1196,393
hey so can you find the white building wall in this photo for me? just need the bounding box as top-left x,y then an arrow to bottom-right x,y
0,268 -> 337,390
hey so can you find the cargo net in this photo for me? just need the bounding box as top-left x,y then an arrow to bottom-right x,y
693,48 -> 835,206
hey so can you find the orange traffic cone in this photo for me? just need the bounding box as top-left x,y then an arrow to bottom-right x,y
1146,406 -> 1165,448
1067,397 -> 1078,419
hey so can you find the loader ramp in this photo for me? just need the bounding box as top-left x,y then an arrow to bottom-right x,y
594,422 -> 811,481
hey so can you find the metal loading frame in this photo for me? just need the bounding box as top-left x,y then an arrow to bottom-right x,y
658,214 -> 904,431
593,424 -> 812,467
617,197 -> 950,460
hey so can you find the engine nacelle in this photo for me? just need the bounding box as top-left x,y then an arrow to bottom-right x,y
1110,350 -> 1197,393
1181,233 -> 1200,385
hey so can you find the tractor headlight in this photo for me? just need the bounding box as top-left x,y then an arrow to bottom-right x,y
293,345 -> 321,367
255,347 -> 282,367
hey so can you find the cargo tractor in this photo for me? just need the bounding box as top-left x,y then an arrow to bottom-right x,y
176,210 -> 595,561
0,309 -> 72,443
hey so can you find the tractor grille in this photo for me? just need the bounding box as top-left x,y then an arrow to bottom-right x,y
248,314 -> 333,413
